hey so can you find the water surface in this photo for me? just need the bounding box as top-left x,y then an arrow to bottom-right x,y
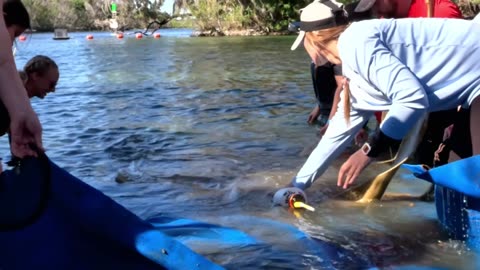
7,29 -> 477,269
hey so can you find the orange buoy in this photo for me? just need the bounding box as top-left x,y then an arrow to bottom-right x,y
86,34 -> 94,40
135,33 -> 142,39
116,33 -> 124,39
153,33 -> 161,39
18,35 -> 27,41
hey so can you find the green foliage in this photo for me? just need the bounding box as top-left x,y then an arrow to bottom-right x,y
18,0 -> 480,33
168,17 -> 195,28
188,0 -> 310,33
189,0 -> 250,32
22,0 -> 168,31
71,0 -> 85,12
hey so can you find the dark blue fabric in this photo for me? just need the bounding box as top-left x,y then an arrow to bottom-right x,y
0,155 -> 223,270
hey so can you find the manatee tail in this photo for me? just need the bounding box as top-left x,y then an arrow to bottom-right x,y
354,114 -> 429,203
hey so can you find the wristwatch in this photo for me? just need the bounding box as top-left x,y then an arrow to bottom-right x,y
361,142 -> 372,156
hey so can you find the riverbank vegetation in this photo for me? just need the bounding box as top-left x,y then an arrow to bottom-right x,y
22,0 -> 480,34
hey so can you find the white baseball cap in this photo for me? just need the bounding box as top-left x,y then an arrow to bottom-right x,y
354,0 -> 376,13
290,0 -> 345,51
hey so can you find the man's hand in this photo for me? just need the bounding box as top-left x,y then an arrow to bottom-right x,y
337,149 -> 372,189
9,107 -> 44,158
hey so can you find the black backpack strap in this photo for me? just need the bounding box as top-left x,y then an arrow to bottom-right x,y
320,0 -> 343,12
320,0 -> 348,24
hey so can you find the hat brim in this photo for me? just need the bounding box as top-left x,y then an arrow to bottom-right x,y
354,0 -> 376,13
290,30 -> 305,51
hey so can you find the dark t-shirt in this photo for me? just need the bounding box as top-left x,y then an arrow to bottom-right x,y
310,62 -> 342,110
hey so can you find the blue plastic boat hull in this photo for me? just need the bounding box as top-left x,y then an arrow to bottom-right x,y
0,155 -> 223,270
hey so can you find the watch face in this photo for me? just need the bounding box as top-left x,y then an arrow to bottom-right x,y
361,143 -> 371,155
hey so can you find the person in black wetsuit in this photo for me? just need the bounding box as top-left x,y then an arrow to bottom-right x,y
306,61 -> 342,126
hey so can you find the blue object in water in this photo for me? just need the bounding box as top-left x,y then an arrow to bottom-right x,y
0,155 -> 223,270
401,155 -> 480,198
402,155 -> 480,251
148,216 -> 260,247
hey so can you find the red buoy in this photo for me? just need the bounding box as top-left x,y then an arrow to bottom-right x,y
18,35 -> 27,41
135,33 -> 142,39
153,33 -> 161,39
86,34 -> 94,40
116,33 -> 124,39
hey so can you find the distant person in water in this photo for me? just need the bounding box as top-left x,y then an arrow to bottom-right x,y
0,0 -> 45,158
19,55 -> 59,99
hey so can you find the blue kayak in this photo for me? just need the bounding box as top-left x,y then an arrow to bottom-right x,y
0,154 -> 223,270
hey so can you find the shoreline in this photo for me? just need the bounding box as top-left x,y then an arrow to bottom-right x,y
191,29 -> 292,37
26,28 -> 294,37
